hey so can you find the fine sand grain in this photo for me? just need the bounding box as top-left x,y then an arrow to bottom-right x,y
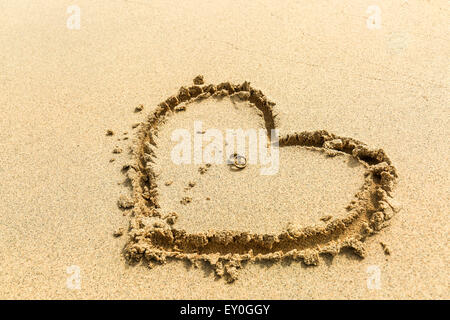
0,0 -> 448,298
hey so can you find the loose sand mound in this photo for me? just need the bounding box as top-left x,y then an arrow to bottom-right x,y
118,76 -> 400,282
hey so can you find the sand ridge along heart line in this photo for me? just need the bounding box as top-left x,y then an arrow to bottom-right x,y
116,76 -> 400,283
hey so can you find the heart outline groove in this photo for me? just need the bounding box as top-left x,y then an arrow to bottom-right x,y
119,76 -> 400,283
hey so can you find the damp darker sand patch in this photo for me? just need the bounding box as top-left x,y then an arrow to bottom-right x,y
118,76 -> 400,282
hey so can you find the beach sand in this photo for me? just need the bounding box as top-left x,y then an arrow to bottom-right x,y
0,0 -> 448,298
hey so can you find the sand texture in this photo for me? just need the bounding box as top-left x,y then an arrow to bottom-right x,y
0,0 -> 448,298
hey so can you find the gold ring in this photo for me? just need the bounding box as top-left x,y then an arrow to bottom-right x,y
229,153 -> 247,169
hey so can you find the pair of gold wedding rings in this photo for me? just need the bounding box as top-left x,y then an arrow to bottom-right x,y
228,153 -> 247,169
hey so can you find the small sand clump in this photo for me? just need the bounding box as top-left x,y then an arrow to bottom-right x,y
174,105 -> 186,112
180,197 -> 192,205
165,212 -> 178,225
198,163 -> 211,174
324,139 -> 343,150
118,195 -> 134,209
185,181 -> 196,190
320,215 -> 332,222
113,228 -> 125,237
380,242 -> 391,255
193,75 -> 204,85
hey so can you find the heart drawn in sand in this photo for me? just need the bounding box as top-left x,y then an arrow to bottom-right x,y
118,76 -> 400,282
